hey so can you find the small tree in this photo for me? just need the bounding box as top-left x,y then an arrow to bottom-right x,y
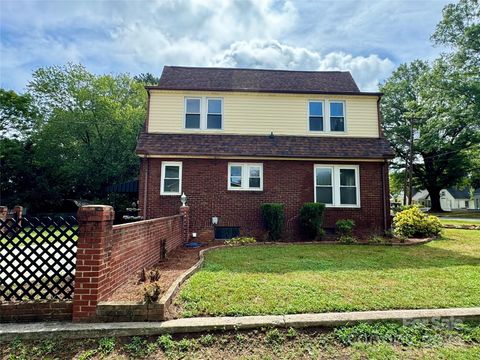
299,203 -> 325,239
260,203 -> 284,241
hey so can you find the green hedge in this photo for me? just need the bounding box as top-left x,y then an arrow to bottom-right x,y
260,203 -> 285,241
299,202 -> 325,239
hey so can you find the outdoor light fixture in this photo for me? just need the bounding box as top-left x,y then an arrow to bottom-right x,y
211,216 -> 219,225
180,192 -> 187,206
192,232 -> 197,238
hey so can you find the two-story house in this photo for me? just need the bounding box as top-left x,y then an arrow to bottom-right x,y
136,66 -> 394,240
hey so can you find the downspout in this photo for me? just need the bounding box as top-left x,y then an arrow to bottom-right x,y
143,157 -> 149,219
381,161 -> 387,233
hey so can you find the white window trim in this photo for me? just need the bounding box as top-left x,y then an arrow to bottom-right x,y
228,163 -> 263,191
329,100 -> 346,133
184,97 -> 202,130
307,100 -> 325,132
314,164 -> 360,208
307,99 -> 347,133
184,97 -> 224,131
161,161 -> 182,195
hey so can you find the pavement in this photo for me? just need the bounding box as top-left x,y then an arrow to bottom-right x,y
2,307 -> 480,342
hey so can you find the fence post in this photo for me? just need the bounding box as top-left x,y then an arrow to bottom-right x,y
0,206 -> 7,221
72,205 -> 114,322
180,205 -> 190,244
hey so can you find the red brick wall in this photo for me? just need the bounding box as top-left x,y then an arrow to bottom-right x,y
73,205 -> 188,322
0,301 -> 72,323
139,158 -> 390,239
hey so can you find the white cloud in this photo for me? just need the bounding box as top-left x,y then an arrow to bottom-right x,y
213,40 -> 394,91
1,0 -> 441,92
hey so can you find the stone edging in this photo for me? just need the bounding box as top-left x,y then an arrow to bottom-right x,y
158,237 -> 434,318
2,307 -> 480,342
442,224 -> 480,230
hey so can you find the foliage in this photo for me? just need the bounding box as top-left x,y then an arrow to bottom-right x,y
179,229 -> 479,317
299,202 -> 326,239
98,337 -> 116,355
393,207 -> 442,239
380,0 -> 480,211
224,236 -> 257,246
260,203 -> 285,241
0,89 -> 40,139
368,234 -> 391,244
338,235 -> 358,244
336,219 -> 356,235
143,282 -> 161,304
265,328 -> 285,345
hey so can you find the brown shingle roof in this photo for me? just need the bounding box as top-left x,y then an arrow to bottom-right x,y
147,66 -> 380,95
136,133 -> 394,160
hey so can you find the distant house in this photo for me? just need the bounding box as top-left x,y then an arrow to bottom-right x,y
413,188 -> 474,211
474,188 -> 480,210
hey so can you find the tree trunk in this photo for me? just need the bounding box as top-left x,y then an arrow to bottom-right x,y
427,187 -> 443,212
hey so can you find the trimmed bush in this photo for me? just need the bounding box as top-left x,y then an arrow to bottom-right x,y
299,202 -> 326,239
393,207 -> 442,239
260,203 -> 284,241
336,219 -> 356,235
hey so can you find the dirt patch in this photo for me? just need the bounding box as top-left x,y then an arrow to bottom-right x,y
107,241 -> 222,302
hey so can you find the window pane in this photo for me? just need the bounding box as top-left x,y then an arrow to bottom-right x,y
249,167 -> 260,177
340,187 -> 357,205
309,101 -> 323,116
316,168 -> 332,186
186,99 -> 200,113
207,114 -> 222,129
208,99 -> 222,114
165,165 -> 179,179
340,169 -> 356,186
330,117 -> 344,131
230,176 -> 242,187
164,179 -> 179,193
249,177 -> 260,188
316,187 -> 333,204
330,102 -> 344,117
309,116 -> 323,131
231,166 -> 242,177
185,114 -> 200,128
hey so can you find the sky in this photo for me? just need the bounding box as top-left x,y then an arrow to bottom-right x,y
0,0 -> 452,92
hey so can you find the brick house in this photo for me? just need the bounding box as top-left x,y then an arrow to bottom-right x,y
137,66 -> 393,240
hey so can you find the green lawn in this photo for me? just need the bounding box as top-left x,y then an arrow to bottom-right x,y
439,218 -> 480,226
178,229 -> 480,317
430,210 -> 480,219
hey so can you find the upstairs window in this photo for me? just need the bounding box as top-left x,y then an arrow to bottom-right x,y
161,161 -> 182,195
207,98 -> 222,129
330,101 -> 345,132
228,163 -> 263,191
185,98 -> 201,129
308,101 -> 324,131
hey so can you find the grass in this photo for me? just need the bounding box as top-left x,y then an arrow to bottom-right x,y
439,218 -> 480,226
178,229 -> 480,317
430,210 -> 480,219
2,321 -> 480,359
0,226 -> 77,247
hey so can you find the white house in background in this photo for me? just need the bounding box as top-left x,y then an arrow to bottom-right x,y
412,188 -> 474,211
474,188 -> 480,210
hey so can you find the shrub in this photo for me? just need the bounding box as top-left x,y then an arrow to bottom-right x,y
143,283 -> 161,304
393,207 -> 442,239
261,203 -> 285,241
224,236 -> 257,246
338,235 -> 358,244
336,219 -> 356,235
299,202 -> 326,239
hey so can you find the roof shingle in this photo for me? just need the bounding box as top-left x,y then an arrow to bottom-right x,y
136,133 -> 394,160
148,66 -> 377,95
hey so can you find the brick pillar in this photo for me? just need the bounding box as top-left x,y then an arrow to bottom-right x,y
180,206 -> 190,243
0,206 -> 7,221
73,205 -> 114,322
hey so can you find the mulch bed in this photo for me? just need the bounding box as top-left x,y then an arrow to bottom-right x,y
107,241 -> 221,302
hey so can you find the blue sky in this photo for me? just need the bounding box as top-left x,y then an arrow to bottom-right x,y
0,0 -> 451,92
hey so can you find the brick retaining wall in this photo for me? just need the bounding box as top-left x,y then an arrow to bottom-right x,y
0,301 -> 72,323
71,205 -> 189,322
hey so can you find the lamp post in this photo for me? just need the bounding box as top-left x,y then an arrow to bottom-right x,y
180,192 -> 187,206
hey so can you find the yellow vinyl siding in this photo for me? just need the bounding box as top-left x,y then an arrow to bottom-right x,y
148,90 -> 379,137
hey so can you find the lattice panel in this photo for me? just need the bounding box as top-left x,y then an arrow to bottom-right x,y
0,216 -> 78,301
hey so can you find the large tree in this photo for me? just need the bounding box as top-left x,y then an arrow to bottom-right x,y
27,64 -> 147,203
381,0 -> 480,212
